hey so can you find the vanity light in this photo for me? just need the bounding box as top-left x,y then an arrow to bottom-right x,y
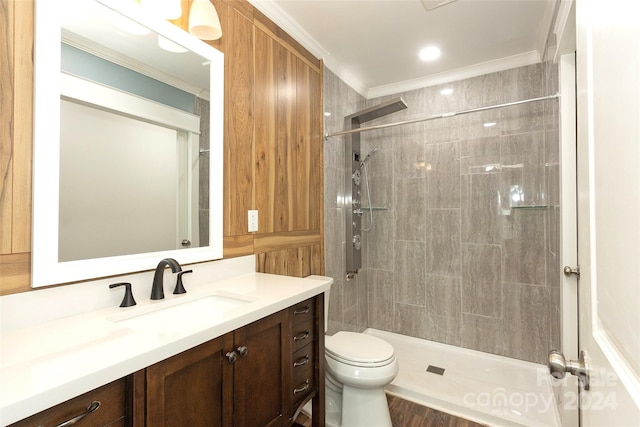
419,45 -> 441,62
189,0 -> 223,41
440,88 -> 453,95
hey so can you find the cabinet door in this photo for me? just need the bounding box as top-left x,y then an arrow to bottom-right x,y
146,333 -> 234,427
233,311 -> 288,427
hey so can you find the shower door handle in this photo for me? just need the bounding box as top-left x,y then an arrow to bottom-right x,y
548,350 -> 590,390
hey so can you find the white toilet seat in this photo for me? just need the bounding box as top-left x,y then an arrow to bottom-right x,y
325,331 -> 396,367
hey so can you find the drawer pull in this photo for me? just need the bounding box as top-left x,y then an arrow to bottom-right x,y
293,355 -> 310,367
293,379 -> 310,394
293,330 -> 310,342
54,401 -> 100,427
293,305 -> 310,315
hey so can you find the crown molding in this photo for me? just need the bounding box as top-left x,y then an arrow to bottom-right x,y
366,50 -> 541,99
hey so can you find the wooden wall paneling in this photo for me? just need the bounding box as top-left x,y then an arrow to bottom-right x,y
253,230 -> 320,254
295,58 -> 311,231
254,28 -> 277,234
275,43 -> 296,233
309,66 -> 322,231
0,0 -> 33,295
310,243 -> 322,276
210,0 -> 255,238
222,235 -> 254,258
1,0 -> 15,255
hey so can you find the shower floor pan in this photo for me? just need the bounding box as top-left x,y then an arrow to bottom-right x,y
365,329 -> 561,427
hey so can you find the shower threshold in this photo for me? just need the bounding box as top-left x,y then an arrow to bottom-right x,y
365,329 -> 561,427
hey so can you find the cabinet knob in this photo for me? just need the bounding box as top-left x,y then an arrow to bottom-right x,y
226,351 -> 237,364
237,346 -> 248,358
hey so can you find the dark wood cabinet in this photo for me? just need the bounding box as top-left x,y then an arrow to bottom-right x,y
8,378 -> 128,427
9,295 -> 324,427
143,295 -> 324,427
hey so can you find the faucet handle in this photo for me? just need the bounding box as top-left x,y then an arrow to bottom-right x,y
109,282 -> 137,307
174,270 -> 192,295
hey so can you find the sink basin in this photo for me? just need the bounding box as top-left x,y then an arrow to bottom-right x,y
113,294 -> 251,336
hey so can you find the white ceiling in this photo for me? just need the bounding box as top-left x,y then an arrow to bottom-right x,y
249,0 -> 559,98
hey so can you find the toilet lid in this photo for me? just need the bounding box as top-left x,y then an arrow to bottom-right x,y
325,332 -> 395,367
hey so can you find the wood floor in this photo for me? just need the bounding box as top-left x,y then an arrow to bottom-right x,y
294,394 -> 487,427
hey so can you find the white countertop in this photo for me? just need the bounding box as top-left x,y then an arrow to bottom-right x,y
0,269 -> 332,426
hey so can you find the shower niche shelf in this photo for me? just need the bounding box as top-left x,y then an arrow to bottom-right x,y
355,207 -> 388,214
510,205 -> 550,210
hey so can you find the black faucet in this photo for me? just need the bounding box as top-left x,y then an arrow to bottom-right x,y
150,258 -> 182,300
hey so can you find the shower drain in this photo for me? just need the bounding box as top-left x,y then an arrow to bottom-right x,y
426,365 -> 445,375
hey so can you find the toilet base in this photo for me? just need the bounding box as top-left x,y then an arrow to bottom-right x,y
340,384 -> 392,427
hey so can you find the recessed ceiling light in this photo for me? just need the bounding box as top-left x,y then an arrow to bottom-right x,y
419,46 -> 441,62
440,88 -> 453,95
483,122 -> 497,128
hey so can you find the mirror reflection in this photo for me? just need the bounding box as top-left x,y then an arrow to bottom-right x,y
60,0 -> 211,262
31,0 -> 224,287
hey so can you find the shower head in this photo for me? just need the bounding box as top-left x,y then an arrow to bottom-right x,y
359,147 -> 379,169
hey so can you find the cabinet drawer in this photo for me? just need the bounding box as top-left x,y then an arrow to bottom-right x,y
291,344 -> 314,386
291,371 -> 315,409
291,317 -> 315,352
9,378 -> 127,427
290,298 -> 315,325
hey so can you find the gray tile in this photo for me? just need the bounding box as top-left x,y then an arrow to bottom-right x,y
500,102 -> 545,135
503,209 -> 546,285
364,143 -> 394,209
503,283 -> 550,364
424,116 -> 460,145
461,173 -> 502,245
357,269 -> 369,332
500,132 -> 545,209
368,269 -> 394,331
393,241 -> 427,306
393,122 -> 426,179
427,313 -> 463,346
546,207 -> 561,288
501,63 -> 545,102
426,141 -> 460,208
323,208 -> 345,278
394,178 -> 427,241
327,278 -> 344,335
394,303 -> 428,339
461,244 -> 502,318
366,210 -> 394,270
426,275 -> 462,345
549,286 -> 561,352
460,136 -> 501,175
426,209 -> 461,276
344,274 -> 359,310
343,305 -> 359,332
462,313 -> 503,356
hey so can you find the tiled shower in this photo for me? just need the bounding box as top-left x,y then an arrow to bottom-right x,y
323,62 -> 560,364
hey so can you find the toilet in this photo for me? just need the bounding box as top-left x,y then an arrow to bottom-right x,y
305,290 -> 399,427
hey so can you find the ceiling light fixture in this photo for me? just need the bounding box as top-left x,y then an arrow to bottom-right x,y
419,46 -> 441,62
189,0 -> 223,41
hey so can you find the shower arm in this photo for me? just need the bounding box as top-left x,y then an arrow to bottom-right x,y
325,93 -> 560,139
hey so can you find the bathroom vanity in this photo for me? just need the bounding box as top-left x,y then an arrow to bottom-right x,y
1,271 -> 331,427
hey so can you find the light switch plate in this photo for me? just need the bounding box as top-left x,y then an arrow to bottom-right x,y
248,210 -> 258,232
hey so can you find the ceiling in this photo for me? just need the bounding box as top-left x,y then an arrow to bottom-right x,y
249,0 -> 559,98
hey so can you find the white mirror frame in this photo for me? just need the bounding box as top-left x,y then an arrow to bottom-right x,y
32,0 -> 224,287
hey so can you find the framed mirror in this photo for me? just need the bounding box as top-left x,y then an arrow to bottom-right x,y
32,0 -> 224,287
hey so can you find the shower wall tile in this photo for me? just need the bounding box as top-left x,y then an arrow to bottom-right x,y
368,269 -> 394,330
461,313 -> 503,356
461,244 -> 502,318
327,277 -> 344,335
427,275 -> 461,318
546,207 -> 561,288
393,122 -> 425,179
424,116 -> 460,145
501,102 -> 545,135
395,178 -> 427,242
501,63 -> 545,102
461,173 -> 502,245
393,241 -> 426,306
324,207 -> 344,278
426,141 -> 460,208
503,283 -> 549,363
367,210 -> 394,270
500,132 -> 545,209
460,136 -> 501,175
426,209 -> 461,276
503,209 -> 546,285
324,62 -> 560,365
394,303 -> 428,339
